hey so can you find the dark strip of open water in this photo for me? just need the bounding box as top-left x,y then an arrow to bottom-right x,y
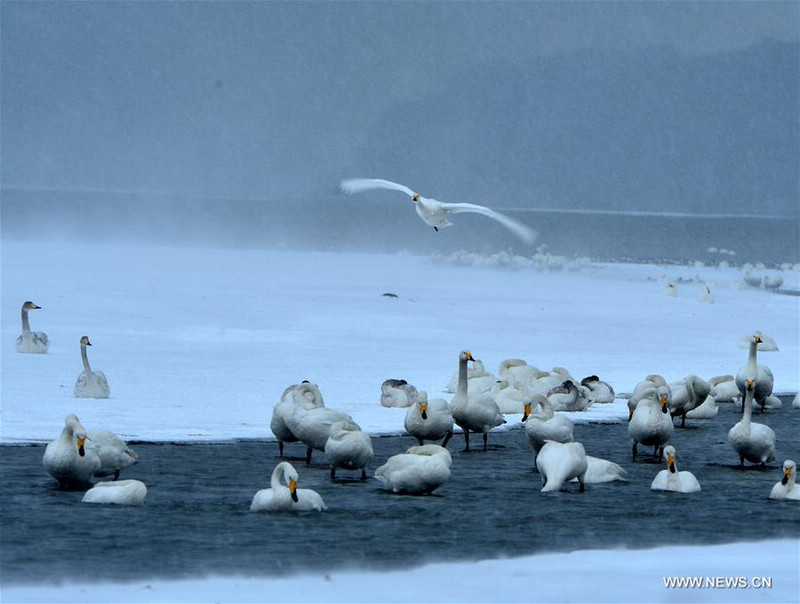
1,397 -> 798,586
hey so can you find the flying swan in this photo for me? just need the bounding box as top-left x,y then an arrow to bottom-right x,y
340,178 -> 536,244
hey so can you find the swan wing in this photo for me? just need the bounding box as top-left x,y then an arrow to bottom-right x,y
340,178 -> 415,198
439,202 -> 536,244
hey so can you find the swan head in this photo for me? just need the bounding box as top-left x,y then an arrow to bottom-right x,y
411,193 -> 420,203
782,460 -> 796,485
745,378 -> 755,393
522,402 -> 531,422
22,301 -> 41,310
460,350 -> 475,363
279,463 -> 301,502
663,445 -> 677,473
80,335 -> 92,347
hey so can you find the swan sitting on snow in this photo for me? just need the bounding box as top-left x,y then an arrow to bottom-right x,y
324,420 -> 374,480
380,379 -> 419,408
340,178 -> 536,244
686,395 -> 719,420
580,375 -> 615,405
251,462 -> 327,512
73,336 -> 110,399
490,380 -> 532,414
404,392 -> 453,446
536,441 -> 588,493
728,378 -> 776,466
735,332 -> 777,413
43,414 -> 102,489
522,395 -> 573,456
629,388 -> 674,459
498,358 -> 546,389
769,460 -> 800,501
374,445 -> 452,495
450,350 -> 506,451
15,301 -> 49,353
270,381 -> 325,457
708,375 -> 740,403
82,480 -> 147,506
445,359 -> 495,394
650,445 -> 701,493
546,380 -> 590,412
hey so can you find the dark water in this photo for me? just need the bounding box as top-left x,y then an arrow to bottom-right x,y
1,397 -> 799,586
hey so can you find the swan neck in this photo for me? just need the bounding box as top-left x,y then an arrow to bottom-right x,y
21,308 -> 31,332
80,344 -> 92,373
742,389 -> 753,428
456,356 -> 469,397
748,341 -> 758,368
271,465 -> 285,490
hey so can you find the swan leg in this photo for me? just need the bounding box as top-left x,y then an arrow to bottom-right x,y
360,468 -> 367,481
441,431 -> 453,448
417,438 -> 424,446
681,413 -> 686,428
330,466 -> 336,480
483,432 -> 488,452
113,470 -> 120,481
306,447 -> 313,466
464,429 -> 470,452
578,477 -> 585,493
278,441 -> 284,457
632,441 -> 638,460
739,455 -> 745,467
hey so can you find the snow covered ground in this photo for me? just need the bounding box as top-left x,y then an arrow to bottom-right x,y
2,239 -> 798,603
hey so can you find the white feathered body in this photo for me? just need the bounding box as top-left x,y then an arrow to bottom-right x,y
324,420 -> 374,474
82,480 -> 147,506
374,445 -> 452,495
536,441 -> 588,492
16,331 -> 49,354
404,395 -> 453,444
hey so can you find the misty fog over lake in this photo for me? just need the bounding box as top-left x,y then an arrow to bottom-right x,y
2,1 -> 798,259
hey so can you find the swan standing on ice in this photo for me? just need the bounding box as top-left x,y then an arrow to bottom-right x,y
522,394 -> 574,456
404,392 -> 454,446
728,378 -> 776,466
270,381 -> 325,457
536,441 -> 588,493
43,414 -> 102,489
445,358 -> 496,394
82,480 -> 147,506
15,301 -> 49,353
251,462 -> 327,512
374,445 -> 452,495
380,379 -> 419,408
735,332 -> 776,413
285,404 -> 356,466
769,460 -> 800,501
324,420 -> 374,480
450,350 -> 506,451
340,178 -> 536,244
669,375 -> 711,427
629,388 -> 674,459
73,336 -> 110,399
650,446 -> 701,493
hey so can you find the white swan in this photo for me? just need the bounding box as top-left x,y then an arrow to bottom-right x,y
536,441 -> 588,493
73,336 -> 110,399
324,420 -> 374,480
251,462 -> 327,512
285,404 -> 356,465
450,350 -> 506,451
489,380 -> 531,414
15,301 -> 49,353
697,285 -> 715,303
82,480 -> 147,506
445,359 -> 495,394
374,445 -> 452,495
580,456 -> 627,484
709,375 -> 740,403
380,378 -> 419,408
628,374 -> 670,420
629,388 -> 674,459
522,394 -> 573,456
270,381 -> 325,457
546,380 -> 590,412
580,375 -> 616,405
668,374 -> 711,427
769,460 -> 800,501
340,178 -> 536,243
685,395 -> 719,420
736,332 -> 776,413
497,358 -> 546,389
43,414 -> 101,489
85,430 -> 138,479
728,378 -> 776,466
650,446 -> 701,493
404,391 -> 454,446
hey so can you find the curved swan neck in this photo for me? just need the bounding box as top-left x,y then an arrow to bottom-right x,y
456,355 -> 469,397
271,464 -> 285,490
21,307 -> 31,332
80,344 -> 92,373
538,399 -> 554,420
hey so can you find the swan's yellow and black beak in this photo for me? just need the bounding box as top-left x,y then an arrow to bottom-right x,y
628,406 -> 634,421
289,478 -> 299,502
745,378 -> 755,392
660,396 -> 669,413
77,436 -> 86,457
419,403 -> 428,420
464,351 -> 475,362
668,454 -> 676,473
522,402 -> 531,422
33,304 -> 42,309
755,334 -> 763,344
782,468 -> 791,485
412,193 -> 420,202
